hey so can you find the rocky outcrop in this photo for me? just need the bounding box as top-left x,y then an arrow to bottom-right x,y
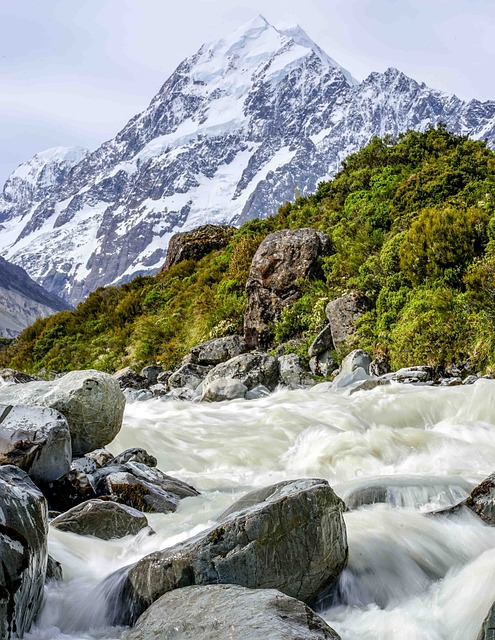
50,499 -> 150,539
325,292 -> 370,353
244,229 -> 333,349
202,352 -> 279,397
125,584 -> 341,640
0,370 -> 125,455
0,465 -> 48,639
189,335 -> 248,366
113,367 -> 148,390
112,478 -> 347,624
162,225 -> 235,271
0,404 -> 71,482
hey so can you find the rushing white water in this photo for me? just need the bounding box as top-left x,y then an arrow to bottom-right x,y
26,379 -> 495,639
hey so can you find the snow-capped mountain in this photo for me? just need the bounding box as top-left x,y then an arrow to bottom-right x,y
2,15 -> 495,305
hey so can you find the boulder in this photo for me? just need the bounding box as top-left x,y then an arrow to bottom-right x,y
308,324 -> 334,358
46,555 -> 63,582
478,602 -> 495,640
244,229 -> 333,349
125,584 -> 341,640
325,292 -> 370,352
0,465 -> 48,639
113,367 -> 148,390
340,349 -> 371,375
44,467 -> 98,512
112,478 -> 347,625
278,354 -> 312,389
201,378 -> 248,402
51,499 -> 149,539
0,370 -> 125,456
202,352 -> 279,394
189,335 -> 248,366
0,404 -> 71,482
369,356 -> 389,377
84,448 -> 114,468
93,462 -> 199,514
309,350 -> 338,377
139,365 -> 163,386
168,363 -> 212,391
109,448 -> 157,468
70,456 -> 98,475
465,473 -> 495,524
162,224 -> 235,271
387,366 -> 434,384
0,369 -> 41,385
245,385 -> 271,400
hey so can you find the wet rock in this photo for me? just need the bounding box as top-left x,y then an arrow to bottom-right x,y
125,584 -> 341,640
168,363 -> 212,391
0,369 -> 42,385
203,352 -> 279,394
244,385 -> 271,400
94,462 -> 199,514
156,371 -> 172,386
309,350 -> 338,377
244,229 -> 333,349
51,499 -> 149,539
278,354 -> 312,389
439,377 -> 462,386
189,335 -> 248,366
165,387 -> 197,401
325,292 -> 370,353
114,478 -> 347,624
70,456 -> 98,475
0,404 -> 71,483
201,378 -> 248,402
308,324 -> 334,358
149,383 -> 168,397
124,389 -> 153,403
85,448 -> 114,468
139,365 -> 163,386
113,367 -> 148,390
463,374 -> 479,385
348,378 -> 391,395
0,370 -> 125,456
0,465 -> 48,639
388,366 -> 434,384
478,601 -> 495,640
44,468 -> 98,512
109,448 -> 157,468
162,224 -> 235,271
46,555 -> 63,583
465,473 -> 495,525
340,349 -> 371,375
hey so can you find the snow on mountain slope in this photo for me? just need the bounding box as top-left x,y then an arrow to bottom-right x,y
1,16 -> 495,305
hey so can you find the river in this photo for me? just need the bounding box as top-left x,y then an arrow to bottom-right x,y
25,379 -> 495,640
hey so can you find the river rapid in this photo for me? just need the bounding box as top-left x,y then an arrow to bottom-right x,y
25,379 -> 495,640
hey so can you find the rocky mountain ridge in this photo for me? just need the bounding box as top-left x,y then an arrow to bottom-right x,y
2,15 -> 495,305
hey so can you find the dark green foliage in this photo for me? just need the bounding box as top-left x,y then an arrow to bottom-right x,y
4,125 -> 495,375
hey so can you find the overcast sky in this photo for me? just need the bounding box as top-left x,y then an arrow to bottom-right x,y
1,0 -> 494,185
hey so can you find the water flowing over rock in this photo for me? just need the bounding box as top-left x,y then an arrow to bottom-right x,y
111,478 -> 347,625
125,584 -> 342,640
50,499 -> 150,539
244,229 -> 333,349
162,225 -> 235,270
0,404 -> 71,482
0,465 -> 48,639
0,370 -> 125,455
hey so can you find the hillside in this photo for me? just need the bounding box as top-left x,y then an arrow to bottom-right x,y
2,126 -> 495,375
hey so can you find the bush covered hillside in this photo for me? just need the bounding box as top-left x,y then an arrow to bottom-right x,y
3,125 -> 495,375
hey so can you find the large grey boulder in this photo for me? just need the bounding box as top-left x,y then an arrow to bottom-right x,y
113,478 -> 347,624
308,324 -> 334,358
189,335 -> 248,366
465,473 -> 495,524
202,352 -> 279,395
51,499 -> 149,539
244,229 -> 333,349
0,370 -> 125,456
125,584 -> 341,640
278,354 -> 312,389
0,404 -> 71,482
0,465 -> 48,639
325,292 -> 370,353
162,224 -> 235,271
201,378 -> 248,402
168,363 -> 211,391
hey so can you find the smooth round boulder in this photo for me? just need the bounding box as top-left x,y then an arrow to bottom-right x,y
189,335 -> 248,366
201,378 -> 247,402
202,352 -> 279,394
0,370 -> 125,455
50,499 -> 149,539
125,584 -> 341,640
0,465 -> 48,639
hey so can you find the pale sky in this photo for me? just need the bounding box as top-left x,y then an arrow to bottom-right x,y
1,0 -> 494,185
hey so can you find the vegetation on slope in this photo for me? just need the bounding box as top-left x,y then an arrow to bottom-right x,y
3,125 -> 495,375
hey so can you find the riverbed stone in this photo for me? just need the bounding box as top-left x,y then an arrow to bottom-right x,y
113,367 -> 148,390
114,478 -> 347,625
278,354 -> 312,389
0,465 -> 48,639
51,499 -> 149,539
309,350 -> 338,378
0,370 -> 125,456
168,363 -> 212,391
140,365 -> 162,386
244,229 -> 333,349
85,448 -> 114,468
189,335 -> 248,366
0,369 -> 42,385
202,352 -> 279,394
465,473 -> 495,525
325,292 -> 370,353
109,448 -> 157,468
125,584 -> 341,640
0,404 -> 71,483
387,366 -> 435,384
201,378 -> 248,402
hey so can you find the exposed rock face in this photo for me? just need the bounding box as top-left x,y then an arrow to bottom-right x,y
465,473 -> 495,525
278,354 -> 312,389
244,229 -> 333,349
0,465 -> 48,639
168,363 -> 212,392
162,225 -> 235,270
189,335 -> 248,366
202,352 -> 279,393
308,324 -> 334,358
478,602 -> 495,640
325,292 -> 370,353
0,370 -> 125,456
112,478 -> 347,625
0,404 -> 71,482
50,499 -> 149,539
125,584 -> 342,640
